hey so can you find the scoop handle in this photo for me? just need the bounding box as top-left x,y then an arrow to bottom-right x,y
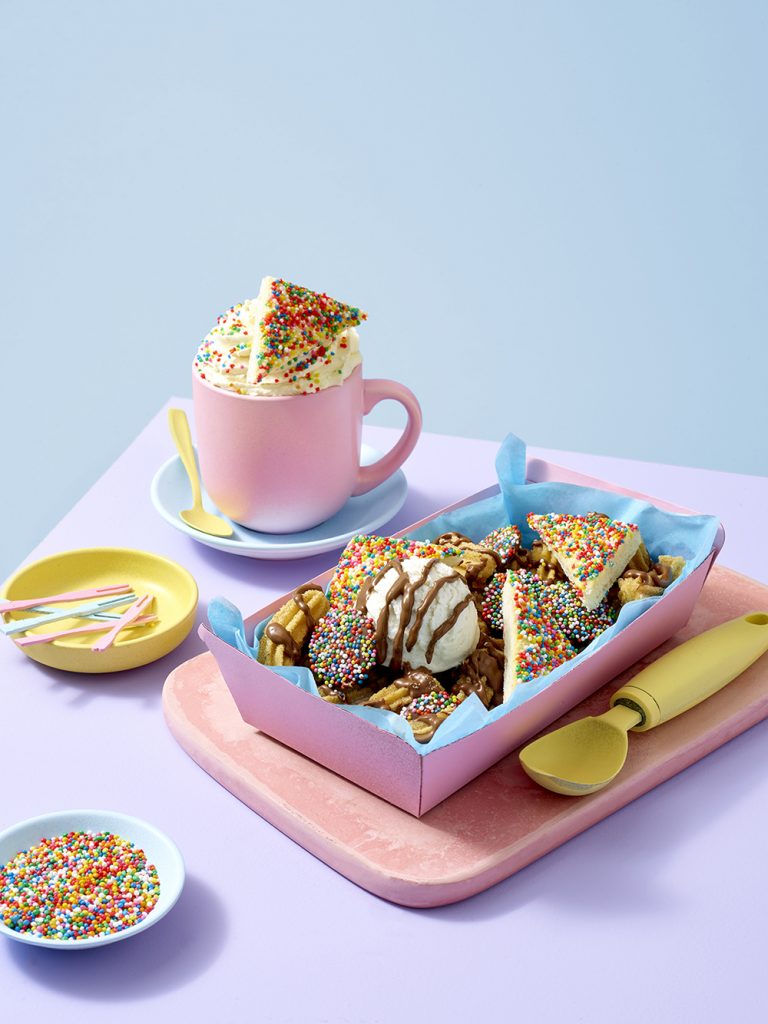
609,613 -> 768,731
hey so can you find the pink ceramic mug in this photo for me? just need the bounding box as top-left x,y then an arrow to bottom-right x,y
192,365 -> 422,533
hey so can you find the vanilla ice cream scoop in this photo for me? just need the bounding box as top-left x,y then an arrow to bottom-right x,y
194,276 -> 365,396
363,557 -> 480,673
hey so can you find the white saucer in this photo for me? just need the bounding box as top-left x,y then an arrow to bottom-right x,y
150,443 -> 408,560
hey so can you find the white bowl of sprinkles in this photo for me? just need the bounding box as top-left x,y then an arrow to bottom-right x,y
0,809 -> 185,949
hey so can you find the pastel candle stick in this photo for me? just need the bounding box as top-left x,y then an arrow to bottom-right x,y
91,594 -> 155,653
0,584 -> 132,615
0,593 -> 138,636
15,616 -> 157,648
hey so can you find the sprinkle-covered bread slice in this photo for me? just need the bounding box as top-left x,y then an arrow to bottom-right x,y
246,276 -> 366,392
527,512 -> 642,611
501,571 -> 576,702
544,582 -> 618,644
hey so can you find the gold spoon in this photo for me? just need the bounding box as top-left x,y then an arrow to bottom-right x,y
168,408 -> 233,538
519,612 -> 768,796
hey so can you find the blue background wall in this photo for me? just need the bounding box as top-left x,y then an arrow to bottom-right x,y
2,1 -> 766,579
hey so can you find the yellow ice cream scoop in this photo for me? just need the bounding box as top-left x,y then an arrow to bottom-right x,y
519,612 -> 768,796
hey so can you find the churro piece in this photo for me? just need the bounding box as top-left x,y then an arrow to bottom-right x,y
617,554 -> 686,605
345,685 -> 376,706
626,543 -> 653,573
658,555 -> 686,582
434,531 -> 503,589
617,577 -> 663,604
366,668 -> 443,714
258,584 -> 330,666
317,683 -> 375,705
526,540 -> 566,582
365,682 -> 414,714
453,545 -> 500,589
452,631 -> 505,708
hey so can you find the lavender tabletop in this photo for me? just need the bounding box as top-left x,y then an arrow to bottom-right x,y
2,400 -> 767,1024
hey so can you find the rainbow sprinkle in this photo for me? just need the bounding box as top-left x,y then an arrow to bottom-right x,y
308,610 -> 376,690
194,302 -> 253,383
0,831 -> 160,941
481,571 -> 507,632
507,571 -> 577,684
253,279 -> 366,394
328,534 -> 462,610
527,512 -> 639,588
483,572 -> 615,646
401,690 -> 459,719
479,524 -> 521,563
545,582 -> 617,644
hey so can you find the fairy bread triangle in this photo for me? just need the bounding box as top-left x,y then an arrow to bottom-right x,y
527,512 -> 642,611
501,571 -> 577,702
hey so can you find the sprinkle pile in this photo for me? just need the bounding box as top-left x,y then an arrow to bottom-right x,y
308,610 -> 376,691
329,535 -> 462,610
507,571 -> 577,685
0,831 -> 160,941
480,524 -> 521,563
253,279 -> 366,393
527,512 -> 639,585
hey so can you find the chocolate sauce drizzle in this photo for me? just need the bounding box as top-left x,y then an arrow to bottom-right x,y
411,713 -> 441,743
357,558 -> 473,669
265,583 -> 325,657
434,531 -> 503,586
452,633 -> 505,705
264,622 -> 301,660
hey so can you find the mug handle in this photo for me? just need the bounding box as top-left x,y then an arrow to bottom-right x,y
352,379 -> 423,496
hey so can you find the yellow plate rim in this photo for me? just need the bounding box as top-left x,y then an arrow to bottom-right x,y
0,546 -> 199,650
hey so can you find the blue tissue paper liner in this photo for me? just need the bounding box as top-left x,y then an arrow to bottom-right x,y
251,434 -> 721,755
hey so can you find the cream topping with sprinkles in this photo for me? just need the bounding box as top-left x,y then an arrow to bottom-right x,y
194,276 -> 365,396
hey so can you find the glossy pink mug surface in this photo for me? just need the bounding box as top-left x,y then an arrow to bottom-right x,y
192,365 -> 422,533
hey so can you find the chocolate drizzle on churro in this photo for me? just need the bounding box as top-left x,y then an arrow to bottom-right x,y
396,668 -> 441,698
264,622 -> 301,660
292,584 -> 325,629
411,713 -> 440,743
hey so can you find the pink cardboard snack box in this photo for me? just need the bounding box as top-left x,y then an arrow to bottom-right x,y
199,450 -> 724,817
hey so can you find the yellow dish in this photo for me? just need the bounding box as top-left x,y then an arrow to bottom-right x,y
0,548 -> 198,674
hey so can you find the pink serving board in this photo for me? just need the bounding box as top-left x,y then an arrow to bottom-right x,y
164,564 -> 768,908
